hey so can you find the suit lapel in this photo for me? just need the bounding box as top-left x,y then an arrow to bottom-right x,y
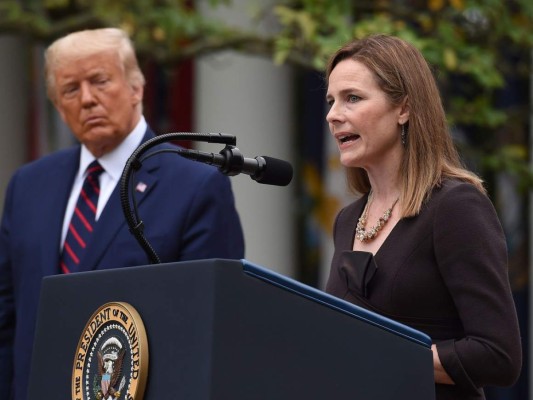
41,150 -> 80,276
80,129 -> 161,271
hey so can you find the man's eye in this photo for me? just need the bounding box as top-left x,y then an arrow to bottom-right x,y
91,75 -> 110,86
62,86 -> 78,97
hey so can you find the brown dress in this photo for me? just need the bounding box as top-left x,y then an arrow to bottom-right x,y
326,179 -> 522,399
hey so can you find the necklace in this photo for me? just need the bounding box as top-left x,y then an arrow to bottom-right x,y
355,191 -> 399,242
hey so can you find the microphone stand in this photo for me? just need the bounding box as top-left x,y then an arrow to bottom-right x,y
119,132 -> 236,264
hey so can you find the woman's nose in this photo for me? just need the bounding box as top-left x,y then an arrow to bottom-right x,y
326,102 -> 343,124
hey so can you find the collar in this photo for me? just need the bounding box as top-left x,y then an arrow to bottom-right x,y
79,116 -> 147,180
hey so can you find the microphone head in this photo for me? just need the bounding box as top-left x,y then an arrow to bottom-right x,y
253,156 -> 293,186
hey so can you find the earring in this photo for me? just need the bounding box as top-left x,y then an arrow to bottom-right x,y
401,124 -> 408,146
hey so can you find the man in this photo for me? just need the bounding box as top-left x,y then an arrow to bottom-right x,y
0,28 -> 245,399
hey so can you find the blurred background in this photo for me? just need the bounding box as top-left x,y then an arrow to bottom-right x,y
0,0 -> 531,398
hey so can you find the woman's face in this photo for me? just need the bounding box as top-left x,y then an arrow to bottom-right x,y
326,59 -> 406,171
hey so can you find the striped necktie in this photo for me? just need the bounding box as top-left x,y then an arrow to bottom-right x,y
60,160 -> 104,274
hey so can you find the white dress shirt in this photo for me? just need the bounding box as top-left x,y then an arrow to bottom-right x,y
60,117 -> 147,248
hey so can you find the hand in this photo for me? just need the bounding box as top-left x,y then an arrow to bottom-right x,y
432,344 -> 455,384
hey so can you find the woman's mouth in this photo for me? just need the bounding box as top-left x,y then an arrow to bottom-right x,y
338,134 -> 360,144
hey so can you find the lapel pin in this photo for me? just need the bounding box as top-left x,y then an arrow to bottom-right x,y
135,182 -> 147,193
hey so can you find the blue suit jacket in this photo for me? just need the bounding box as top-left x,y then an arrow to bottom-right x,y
0,128 -> 244,400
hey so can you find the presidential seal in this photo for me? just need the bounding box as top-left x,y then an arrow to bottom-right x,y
72,302 -> 149,400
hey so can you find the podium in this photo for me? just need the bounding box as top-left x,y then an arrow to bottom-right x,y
28,259 -> 435,399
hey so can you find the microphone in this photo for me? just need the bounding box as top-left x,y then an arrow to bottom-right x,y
179,146 -> 293,186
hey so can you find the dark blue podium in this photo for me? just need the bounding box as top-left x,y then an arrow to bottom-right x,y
28,259 -> 435,399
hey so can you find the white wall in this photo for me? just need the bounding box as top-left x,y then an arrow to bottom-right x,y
195,0 -> 297,276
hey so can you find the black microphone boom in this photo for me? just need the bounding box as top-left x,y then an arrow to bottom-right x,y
120,132 -> 292,265
179,146 -> 293,186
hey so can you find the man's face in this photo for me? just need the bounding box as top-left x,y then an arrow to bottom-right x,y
53,51 -> 143,157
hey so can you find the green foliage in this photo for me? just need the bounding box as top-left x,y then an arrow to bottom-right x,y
482,145 -> 533,193
0,0 -> 531,187
449,95 -> 508,128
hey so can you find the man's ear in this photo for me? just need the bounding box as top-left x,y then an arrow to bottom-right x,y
131,83 -> 144,107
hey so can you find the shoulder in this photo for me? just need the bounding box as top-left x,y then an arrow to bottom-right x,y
426,179 -> 492,213
145,141 -> 218,173
144,142 -> 234,195
440,179 -> 493,210
139,128 -> 232,183
10,147 -> 78,181
441,178 -> 485,194
427,178 -> 503,238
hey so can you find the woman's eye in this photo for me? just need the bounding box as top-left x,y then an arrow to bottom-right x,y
348,94 -> 359,103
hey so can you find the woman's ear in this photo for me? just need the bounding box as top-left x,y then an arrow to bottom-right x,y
398,95 -> 410,125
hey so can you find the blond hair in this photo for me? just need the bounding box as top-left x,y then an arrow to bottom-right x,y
326,34 -> 484,217
45,28 -> 145,102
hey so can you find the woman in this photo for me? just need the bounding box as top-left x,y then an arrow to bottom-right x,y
324,34 -> 522,399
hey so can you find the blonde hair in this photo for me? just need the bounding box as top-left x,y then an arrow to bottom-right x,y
326,34 -> 485,217
45,28 -> 145,102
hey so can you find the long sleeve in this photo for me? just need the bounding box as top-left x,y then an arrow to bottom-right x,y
433,183 -> 522,391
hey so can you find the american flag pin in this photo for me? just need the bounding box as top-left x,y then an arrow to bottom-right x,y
135,181 -> 147,193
